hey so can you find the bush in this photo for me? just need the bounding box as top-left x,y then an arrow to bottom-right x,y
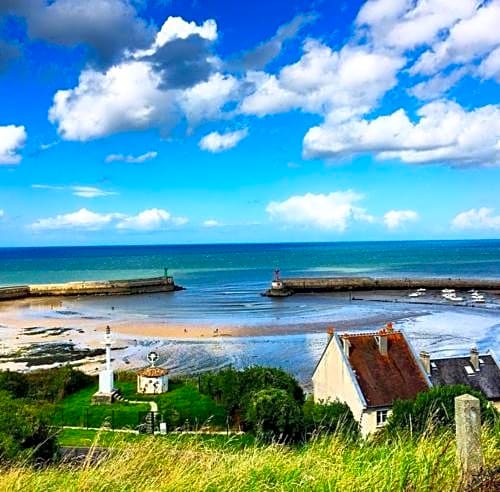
0,371 -> 28,399
200,366 -> 304,424
303,396 -> 359,439
387,384 -> 498,435
244,388 -> 303,443
0,391 -> 59,464
25,366 -> 94,402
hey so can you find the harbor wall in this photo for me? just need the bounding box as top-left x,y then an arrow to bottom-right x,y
0,276 -> 180,302
265,277 -> 500,296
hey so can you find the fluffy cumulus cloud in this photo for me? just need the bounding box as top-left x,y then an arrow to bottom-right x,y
411,1 -> 500,76
240,41 -> 404,122
384,210 -> 419,230
199,129 -> 248,152
266,191 -> 374,231
31,207 -> 188,232
452,208 -> 500,230
105,151 -> 158,163
48,15 -> 241,140
0,125 -> 27,164
0,0 -> 152,66
303,101 -> 500,166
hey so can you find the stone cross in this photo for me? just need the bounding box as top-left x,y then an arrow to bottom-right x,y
455,394 -> 483,484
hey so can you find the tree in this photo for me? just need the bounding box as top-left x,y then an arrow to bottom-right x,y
386,385 -> 498,436
244,388 -> 303,443
0,391 -> 59,463
303,396 -> 359,439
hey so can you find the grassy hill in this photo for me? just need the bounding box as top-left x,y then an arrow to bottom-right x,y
1,428 -> 498,491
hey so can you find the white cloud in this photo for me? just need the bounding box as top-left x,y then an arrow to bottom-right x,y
303,101 -> 500,167
357,0 -> 478,51
153,17 -> 217,48
31,207 -> 188,232
411,1 -> 500,75
49,61 -> 177,140
31,208 -> 123,231
240,41 -> 404,122
384,209 -> 419,230
478,46 -> 500,82
408,67 -> 468,100
199,129 -> 248,153
266,191 -> 374,231
0,209 -> 4,218
32,184 -> 117,198
116,208 -> 188,230
105,151 -> 158,163
203,219 -> 221,227
452,208 -> 500,230
0,125 -> 27,164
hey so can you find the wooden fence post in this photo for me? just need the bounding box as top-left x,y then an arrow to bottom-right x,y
455,394 -> 483,484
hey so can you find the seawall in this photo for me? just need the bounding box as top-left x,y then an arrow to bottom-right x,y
263,277 -> 500,296
0,276 -> 182,302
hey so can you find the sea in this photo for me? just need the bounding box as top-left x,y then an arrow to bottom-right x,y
1,240 -> 499,382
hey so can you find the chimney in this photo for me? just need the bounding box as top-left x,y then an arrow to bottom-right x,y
420,351 -> 431,374
386,322 -> 394,333
327,326 -> 335,341
470,347 -> 480,371
376,331 -> 388,356
342,337 -> 351,358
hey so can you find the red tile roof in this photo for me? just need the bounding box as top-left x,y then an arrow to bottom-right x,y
137,367 -> 169,377
342,331 -> 430,407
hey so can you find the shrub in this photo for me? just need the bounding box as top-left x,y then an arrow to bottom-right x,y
0,391 -> 59,464
0,371 -> 28,399
303,396 -> 359,439
244,388 -> 303,442
387,384 -> 498,435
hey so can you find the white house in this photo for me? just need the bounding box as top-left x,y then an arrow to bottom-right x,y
137,366 -> 169,394
312,324 -> 431,436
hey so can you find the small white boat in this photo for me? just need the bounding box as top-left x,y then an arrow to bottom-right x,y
471,297 -> 485,303
417,288 -> 426,292
442,288 -> 455,294
408,292 -> 420,297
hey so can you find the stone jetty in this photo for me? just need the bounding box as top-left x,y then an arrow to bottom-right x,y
0,275 -> 183,302
263,276 -> 500,297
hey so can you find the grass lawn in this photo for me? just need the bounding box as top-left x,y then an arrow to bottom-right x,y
54,385 -> 150,429
116,379 -> 227,428
54,379 -> 226,431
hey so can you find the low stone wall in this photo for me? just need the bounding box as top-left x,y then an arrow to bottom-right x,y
265,276 -> 500,296
0,276 -> 180,301
0,286 -> 30,300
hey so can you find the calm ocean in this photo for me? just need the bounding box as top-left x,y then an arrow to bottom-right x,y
0,240 -> 499,325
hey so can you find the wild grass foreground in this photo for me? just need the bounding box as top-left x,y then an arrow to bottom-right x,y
1,429 -> 499,492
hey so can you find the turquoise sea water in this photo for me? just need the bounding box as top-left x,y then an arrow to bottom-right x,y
1,241 -> 499,382
1,240 -> 499,325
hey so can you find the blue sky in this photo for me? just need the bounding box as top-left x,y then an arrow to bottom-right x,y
0,0 -> 499,246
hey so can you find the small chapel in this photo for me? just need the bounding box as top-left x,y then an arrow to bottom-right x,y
136,351 -> 169,394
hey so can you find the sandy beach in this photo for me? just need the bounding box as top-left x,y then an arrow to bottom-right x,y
1,288 -> 498,387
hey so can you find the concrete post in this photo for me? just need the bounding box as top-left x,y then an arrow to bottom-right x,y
455,394 -> 483,483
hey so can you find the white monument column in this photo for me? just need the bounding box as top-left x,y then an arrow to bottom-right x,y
98,325 -> 115,395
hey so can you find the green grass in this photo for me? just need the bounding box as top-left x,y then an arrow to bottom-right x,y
115,379 -> 227,428
53,385 -> 150,429
3,428 -> 499,491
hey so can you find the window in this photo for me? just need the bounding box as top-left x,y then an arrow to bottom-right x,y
376,409 -> 389,427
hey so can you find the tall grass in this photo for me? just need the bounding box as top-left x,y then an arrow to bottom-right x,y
1,427 -> 498,491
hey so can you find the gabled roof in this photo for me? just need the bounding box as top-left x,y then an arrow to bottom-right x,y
429,354 -> 500,401
342,330 -> 430,408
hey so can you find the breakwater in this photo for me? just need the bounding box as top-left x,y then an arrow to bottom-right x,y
0,276 -> 182,302
263,277 -> 500,297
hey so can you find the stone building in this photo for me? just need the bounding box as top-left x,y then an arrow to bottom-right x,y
312,324 -> 431,436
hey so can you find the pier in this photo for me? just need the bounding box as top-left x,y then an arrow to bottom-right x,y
263,276 -> 500,297
0,275 -> 183,302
